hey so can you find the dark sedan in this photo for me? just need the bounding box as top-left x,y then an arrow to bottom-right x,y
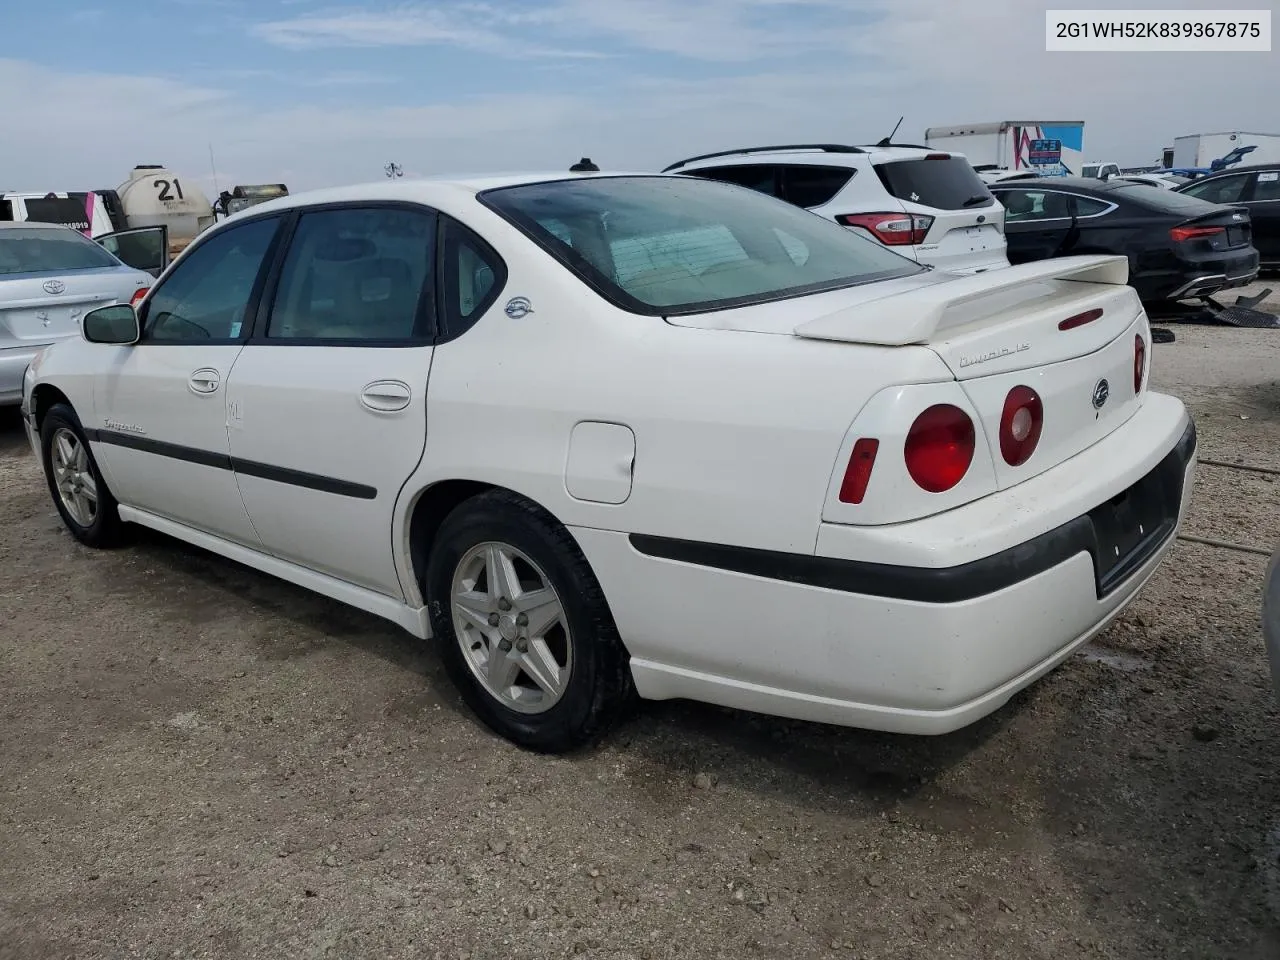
1174,162 -> 1280,270
989,176 -> 1259,305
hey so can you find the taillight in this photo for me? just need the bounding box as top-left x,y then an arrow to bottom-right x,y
1134,334 -> 1146,393
1170,225 -> 1224,242
904,404 -> 975,493
838,438 -> 879,504
999,386 -> 1043,467
130,288 -> 149,307
1058,307 -> 1103,331
836,212 -> 935,245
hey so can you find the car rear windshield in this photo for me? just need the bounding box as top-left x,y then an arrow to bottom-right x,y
479,176 -> 923,315
1114,184 -> 1226,216
874,157 -> 995,210
20,195 -> 93,233
0,228 -> 119,276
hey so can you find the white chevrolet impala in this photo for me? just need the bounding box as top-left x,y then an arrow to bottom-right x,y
21,172 -> 1198,752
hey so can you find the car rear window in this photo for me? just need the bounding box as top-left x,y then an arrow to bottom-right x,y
20,195 -> 93,233
874,157 -> 994,210
0,227 -> 118,276
479,175 -> 923,316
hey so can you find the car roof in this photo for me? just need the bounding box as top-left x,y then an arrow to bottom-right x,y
664,143 -> 945,173
990,176 -> 1112,193
220,171 -> 665,219
1191,162 -> 1280,178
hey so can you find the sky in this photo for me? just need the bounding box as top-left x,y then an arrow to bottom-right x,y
2,0 -> 1276,201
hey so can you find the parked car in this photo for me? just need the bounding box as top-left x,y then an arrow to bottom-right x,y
1,221 -> 159,407
662,144 -> 1010,274
22,172 -> 1197,753
1174,163 -> 1280,270
988,176 -> 1260,304
1116,174 -> 1191,190
976,169 -> 1042,185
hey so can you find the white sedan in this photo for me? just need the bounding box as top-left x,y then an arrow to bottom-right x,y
21,172 -> 1198,752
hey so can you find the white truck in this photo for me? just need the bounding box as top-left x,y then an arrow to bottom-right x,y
1171,132 -> 1280,170
924,121 -> 1085,178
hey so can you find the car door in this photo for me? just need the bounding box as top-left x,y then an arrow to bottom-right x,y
994,188 -> 1077,262
96,225 -> 170,277
1180,172 -> 1252,207
224,202 -> 479,597
1243,170 -> 1280,263
90,214 -> 284,547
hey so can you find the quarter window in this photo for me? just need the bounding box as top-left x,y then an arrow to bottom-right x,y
780,165 -> 855,208
1182,174 -> 1250,205
438,216 -> 505,337
142,215 -> 280,342
266,206 -> 436,342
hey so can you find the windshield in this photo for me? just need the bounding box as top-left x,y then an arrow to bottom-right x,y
0,227 -> 119,277
479,176 -> 923,315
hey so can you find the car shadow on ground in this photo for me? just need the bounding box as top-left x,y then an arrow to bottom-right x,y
0,406 -> 29,456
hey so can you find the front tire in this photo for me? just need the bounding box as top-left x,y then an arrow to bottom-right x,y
40,403 -> 125,548
425,490 -> 632,753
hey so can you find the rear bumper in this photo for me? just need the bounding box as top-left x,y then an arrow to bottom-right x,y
0,345 -> 42,406
577,393 -> 1195,734
1140,248 -> 1260,302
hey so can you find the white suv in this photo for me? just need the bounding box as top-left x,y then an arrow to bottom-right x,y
663,143 -> 1009,274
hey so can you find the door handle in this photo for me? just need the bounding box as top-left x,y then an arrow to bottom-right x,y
188,368 -> 220,395
360,379 -> 412,413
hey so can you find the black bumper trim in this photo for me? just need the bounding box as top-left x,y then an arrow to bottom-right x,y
629,419 -> 1196,605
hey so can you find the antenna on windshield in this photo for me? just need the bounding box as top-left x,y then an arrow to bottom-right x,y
876,116 -> 904,148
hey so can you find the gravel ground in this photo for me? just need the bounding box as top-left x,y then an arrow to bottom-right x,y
2,323 -> 1279,960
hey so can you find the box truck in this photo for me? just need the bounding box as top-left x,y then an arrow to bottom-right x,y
1172,132 -> 1280,170
924,121 -> 1085,177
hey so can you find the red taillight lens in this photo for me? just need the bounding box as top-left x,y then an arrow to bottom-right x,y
836,212 -> 935,245
838,438 -> 879,504
1170,225 -> 1224,242
1134,333 -> 1146,393
999,386 -> 1043,467
904,404 -> 975,493
1058,307 -> 1103,331
130,288 -> 149,307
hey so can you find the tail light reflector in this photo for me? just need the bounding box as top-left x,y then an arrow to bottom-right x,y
130,288 -> 149,307
904,404 -> 975,493
836,212 -> 935,245
838,438 -> 879,504
1058,307 -> 1103,330
1134,333 -> 1146,393
1170,225 -> 1224,242
999,386 -> 1044,467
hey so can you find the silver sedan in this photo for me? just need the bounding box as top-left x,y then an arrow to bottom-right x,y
0,222 -> 155,406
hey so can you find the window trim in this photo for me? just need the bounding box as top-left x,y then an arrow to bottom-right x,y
245,200 -> 442,349
477,176 -> 924,318
136,212 -> 287,346
993,188 -> 1118,224
433,213 -> 509,344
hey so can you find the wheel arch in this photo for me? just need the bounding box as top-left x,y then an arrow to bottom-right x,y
30,383 -> 74,430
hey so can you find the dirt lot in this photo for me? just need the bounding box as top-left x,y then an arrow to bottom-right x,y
2,321 -> 1279,960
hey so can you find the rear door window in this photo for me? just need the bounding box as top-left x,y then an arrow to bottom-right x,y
683,165 -> 779,197
874,157 -> 994,210
780,165 -> 855,208
1181,174 -> 1250,205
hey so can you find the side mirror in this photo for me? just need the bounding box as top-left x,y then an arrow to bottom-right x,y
83,304 -> 140,345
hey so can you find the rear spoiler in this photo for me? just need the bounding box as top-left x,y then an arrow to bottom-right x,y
794,256 -> 1130,346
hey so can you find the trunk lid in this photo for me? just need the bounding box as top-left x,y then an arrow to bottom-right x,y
0,267 -> 145,344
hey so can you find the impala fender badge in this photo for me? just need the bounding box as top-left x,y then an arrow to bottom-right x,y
504,296 -> 534,319
1092,378 -> 1110,410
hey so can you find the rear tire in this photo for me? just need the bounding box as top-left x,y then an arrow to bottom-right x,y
424,489 -> 632,753
40,403 -> 125,548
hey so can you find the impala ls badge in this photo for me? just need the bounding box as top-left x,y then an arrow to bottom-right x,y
42,279 -> 66,295
504,296 -> 534,319
1092,378 -> 1110,410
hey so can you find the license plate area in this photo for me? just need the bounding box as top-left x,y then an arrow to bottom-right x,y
1227,225 -> 1249,247
1087,430 -> 1190,595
